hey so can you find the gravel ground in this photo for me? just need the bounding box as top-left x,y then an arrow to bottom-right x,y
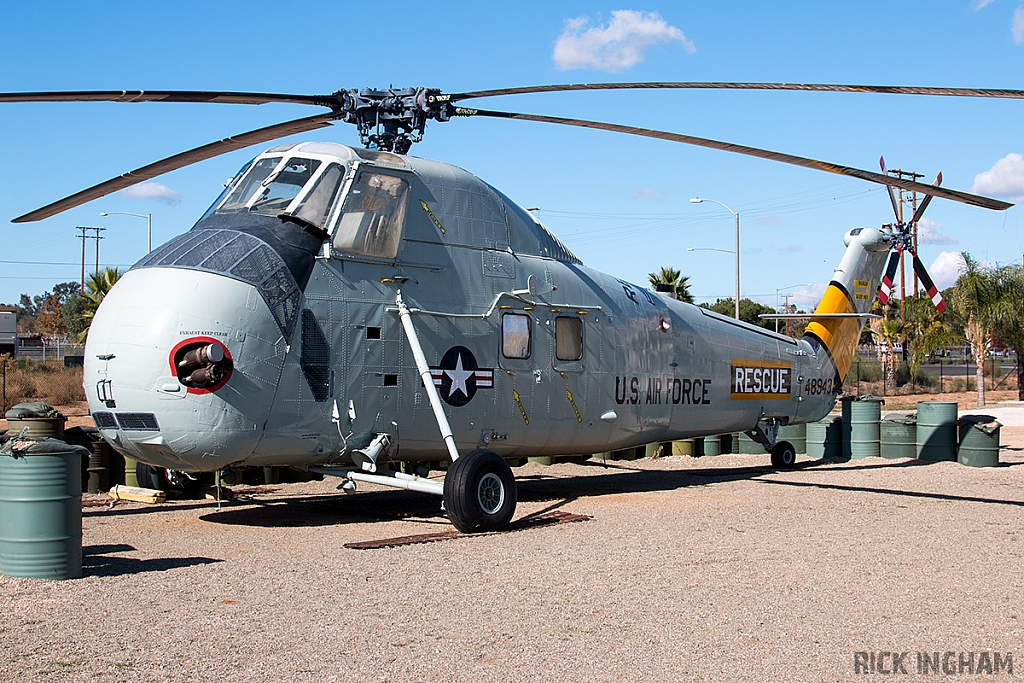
2,429 -> 1024,682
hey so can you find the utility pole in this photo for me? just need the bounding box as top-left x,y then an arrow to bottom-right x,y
88,227 -> 106,278
76,226 -> 88,292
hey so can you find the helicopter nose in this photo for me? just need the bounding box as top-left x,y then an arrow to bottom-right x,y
83,265 -> 293,472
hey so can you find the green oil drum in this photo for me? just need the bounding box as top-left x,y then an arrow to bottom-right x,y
807,415 -> 843,461
917,401 -> 958,462
737,432 -> 765,454
722,433 -> 739,454
671,439 -> 698,457
703,435 -> 721,456
645,442 -> 672,458
123,456 -> 139,487
843,397 -> 883,459
880,414 -> 917,459
528,456 -> 555,466
957,415 -> 1001,467
777,423 -> 807,454
5,417 -> 66,440
0,440 -> 87,579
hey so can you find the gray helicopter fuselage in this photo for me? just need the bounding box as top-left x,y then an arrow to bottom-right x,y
84,142 -> 854,473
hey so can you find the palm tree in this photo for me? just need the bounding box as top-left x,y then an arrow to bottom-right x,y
76,268 -> 121,344
951,253 -> 1015,407
877,319 -> 905,388
648,267 -> 694,303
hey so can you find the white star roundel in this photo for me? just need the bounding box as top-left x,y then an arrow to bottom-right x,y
429,346 -> 494,406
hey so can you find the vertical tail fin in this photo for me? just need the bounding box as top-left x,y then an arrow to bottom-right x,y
803,227 -> 894,383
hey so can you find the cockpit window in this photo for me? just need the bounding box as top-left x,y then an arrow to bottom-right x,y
249,158 -> 321,216
332,172 -> 409,259
218,157 -> 281,212
291,163 -> 345,229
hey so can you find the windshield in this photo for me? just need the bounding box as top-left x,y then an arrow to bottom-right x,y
249,158 -> 321,216
218,157 -> 281,212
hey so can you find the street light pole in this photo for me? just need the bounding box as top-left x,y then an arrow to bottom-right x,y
690,197 -> 740,320
99,211 -> 152,253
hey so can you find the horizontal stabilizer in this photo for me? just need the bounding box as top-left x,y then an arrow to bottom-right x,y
760,313 -> 881,319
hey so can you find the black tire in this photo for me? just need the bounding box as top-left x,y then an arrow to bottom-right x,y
136,463 -> 203,497
136,462 -> 165,490
770,441 -> 797,469
443,449 -> 517,533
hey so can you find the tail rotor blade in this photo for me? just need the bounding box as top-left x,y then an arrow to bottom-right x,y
911,251 -> 946,313
879,156 -> 901,222
911,171 -> 943,225
879,249 -> 901,305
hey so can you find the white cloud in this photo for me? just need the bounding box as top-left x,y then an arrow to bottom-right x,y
917,217 -> 957,244
790,283 -> 827,310
753,213 -> 783,227
118,182 -> 181,205
928,251 -> 966,290
631,186 -> 665,200
971,153 -> 1024,198
971,0 -> 998,10
553,10 -> 695,72
1013,5 -> 1024,44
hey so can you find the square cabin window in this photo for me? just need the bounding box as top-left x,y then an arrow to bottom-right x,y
502,313 -> 531,359
555,316 -> 583,361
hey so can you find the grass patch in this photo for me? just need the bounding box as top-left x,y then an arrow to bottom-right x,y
0,357 -> 85,410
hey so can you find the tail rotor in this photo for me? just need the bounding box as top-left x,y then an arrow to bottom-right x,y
878,159 -> 946,313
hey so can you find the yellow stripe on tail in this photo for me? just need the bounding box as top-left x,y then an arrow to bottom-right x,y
804,284 -> 860,382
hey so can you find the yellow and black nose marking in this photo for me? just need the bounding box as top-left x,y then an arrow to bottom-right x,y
803,281 -> 862,382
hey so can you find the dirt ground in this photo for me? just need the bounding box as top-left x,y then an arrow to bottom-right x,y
1,410 -> 1023,681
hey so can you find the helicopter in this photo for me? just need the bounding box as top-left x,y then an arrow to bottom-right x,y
2,82 -> 1016,532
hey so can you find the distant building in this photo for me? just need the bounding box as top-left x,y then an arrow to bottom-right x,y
0,306 -> 16,357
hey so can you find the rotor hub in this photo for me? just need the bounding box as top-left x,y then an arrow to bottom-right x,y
329,87 -> 456,153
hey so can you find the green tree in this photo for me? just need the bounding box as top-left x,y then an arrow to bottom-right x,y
951,253 -> 1016,407
648,266 -> 694,303
700,298 -> 775,329
76,268 -> 121,344
991,263 -> 1024,401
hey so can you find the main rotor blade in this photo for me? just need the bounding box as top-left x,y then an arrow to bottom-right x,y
13,113 -> 337,223
450,82 -> 1024,102
459,108 -> 1013,211
0,90 -> 335,107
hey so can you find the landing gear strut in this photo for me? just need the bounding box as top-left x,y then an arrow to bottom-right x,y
443,449 -> 517,533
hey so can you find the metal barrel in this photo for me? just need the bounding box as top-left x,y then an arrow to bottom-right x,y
123,456 -> 139,487
737,432 -> 765,454
880,414 -> 917,459
671,439 -> 697,457
916,401 -> 958,462
86,441 -> 109,494
0,446 -> 83,579
778,423 -> 807,454
703,435 -> 721,456
5,416 -> 66,440
844,397 -> 882,459
723,433 -> 739,454
957,415 -> 1001,468
807,415 -> 843,460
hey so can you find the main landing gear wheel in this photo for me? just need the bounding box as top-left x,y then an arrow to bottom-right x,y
443,449 -> 517,533
770,440 -> 797,469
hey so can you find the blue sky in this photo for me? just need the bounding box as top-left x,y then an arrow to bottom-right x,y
1,1 -> 1023,311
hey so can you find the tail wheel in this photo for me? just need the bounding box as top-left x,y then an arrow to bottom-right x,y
770,441 -> 797,469
443,449 -> 517,533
